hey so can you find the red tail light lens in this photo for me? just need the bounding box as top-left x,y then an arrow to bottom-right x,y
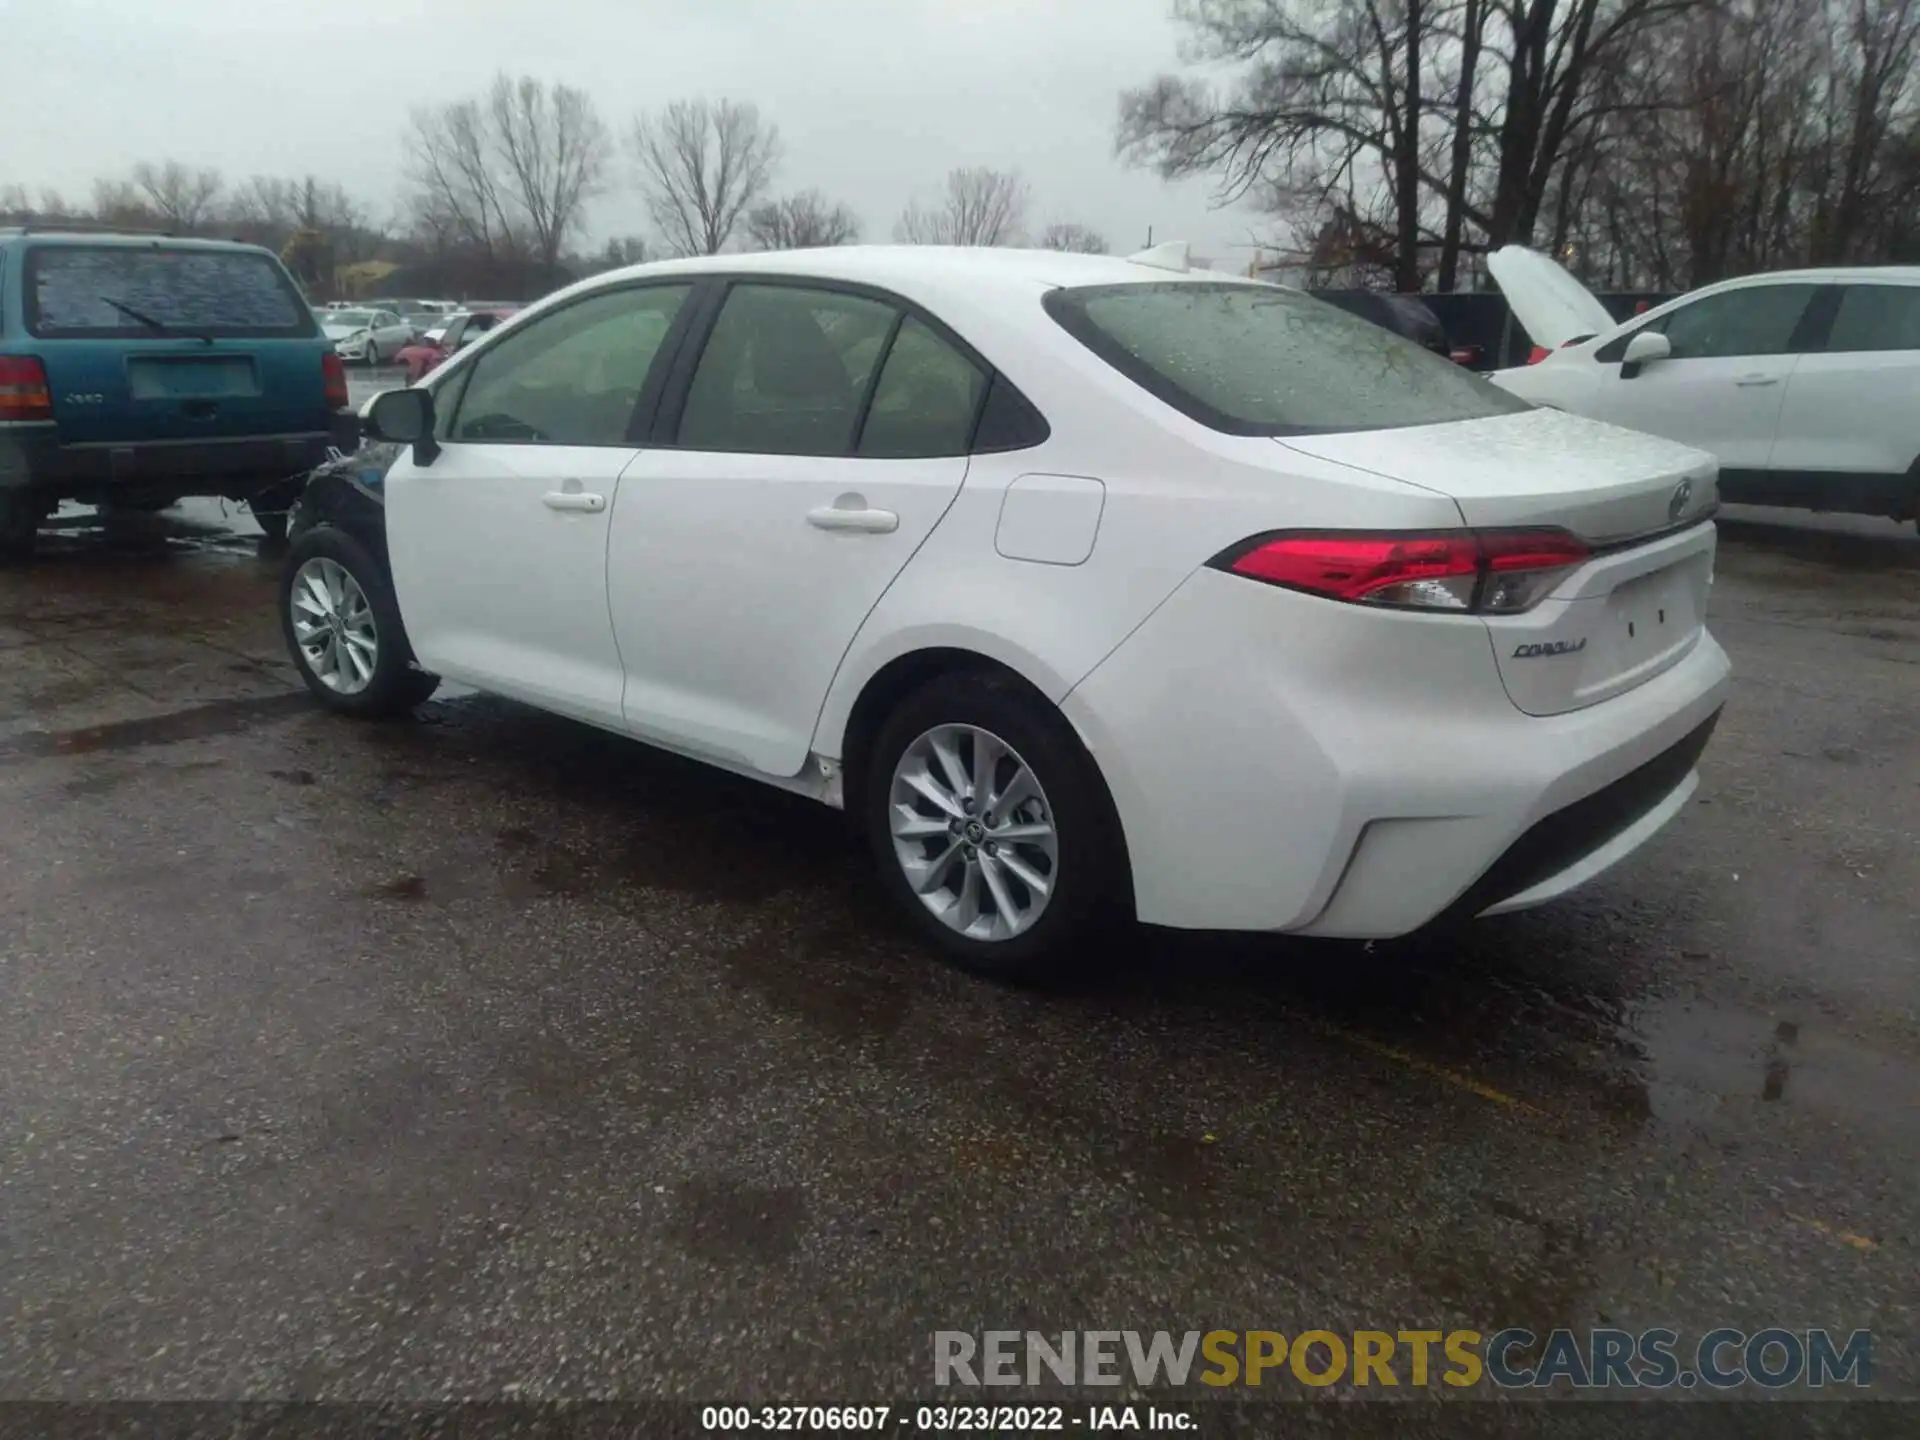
1526,345 -> 1551,364
0,356 -> 53,422
1212,529 -> 1590,614
322,352 -> 349,409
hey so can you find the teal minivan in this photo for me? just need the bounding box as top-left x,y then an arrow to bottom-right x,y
0,228 -> 356,556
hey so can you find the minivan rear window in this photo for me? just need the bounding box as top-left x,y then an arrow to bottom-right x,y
1043,281 -> 1531,435
25,245 -> 315,340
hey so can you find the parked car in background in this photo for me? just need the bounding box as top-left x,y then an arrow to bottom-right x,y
396,308 -> 517,383
1489,245 -> 1920,527
280,244 -> 1727,978
0,227 -> 354,555
322,308 -> 413,366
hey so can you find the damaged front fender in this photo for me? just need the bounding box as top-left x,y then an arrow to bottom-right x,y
289,441 -> 404,561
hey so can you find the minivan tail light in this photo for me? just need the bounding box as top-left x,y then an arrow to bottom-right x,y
322,352 -> 349,409
0,356 -> 53,423
1210,529 -> 1590,614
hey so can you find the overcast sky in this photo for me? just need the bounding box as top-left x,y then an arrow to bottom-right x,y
1,0 -> 1263,262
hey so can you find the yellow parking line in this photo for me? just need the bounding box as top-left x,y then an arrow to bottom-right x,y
1787,1212 -> 1878,1252
1325,1025 -> 1551,1118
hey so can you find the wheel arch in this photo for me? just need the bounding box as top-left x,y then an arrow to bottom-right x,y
830,642 -> 1135,917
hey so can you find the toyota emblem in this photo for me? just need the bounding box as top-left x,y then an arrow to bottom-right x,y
1668,479 -> 1694,523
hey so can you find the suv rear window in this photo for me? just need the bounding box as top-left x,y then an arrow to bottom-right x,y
1043,281 -> 1530,435
25,245 -> 315,339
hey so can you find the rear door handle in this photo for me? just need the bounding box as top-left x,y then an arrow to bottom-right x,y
1734,374 -> 1779,387
542,491 -> 606,513
807,504 -> 899,534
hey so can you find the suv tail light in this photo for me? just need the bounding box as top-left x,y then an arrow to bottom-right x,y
1210,529 -> 1590,614
322,352 -> 349,409
0,356 -> 53,423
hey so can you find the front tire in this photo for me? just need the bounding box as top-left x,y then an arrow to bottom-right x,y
364,342 -> 380,368
864,670 -> 1126,980
280,525 -> 438,717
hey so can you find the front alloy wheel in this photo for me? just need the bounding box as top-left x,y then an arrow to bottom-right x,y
289,555 -> 378,694
279,525 -> 438,717
889,723 -> 1059,943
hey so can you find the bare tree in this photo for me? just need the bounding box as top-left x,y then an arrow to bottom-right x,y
488,74 -> 613,276
745,189 -> 863,249
406,74 -> 610,276
602,235 -> 652,268
128,160 -> 223,232
407,96 -> 519,261
90,178 -> 157,229
1039,221 -> 1110,252
894,167 -> 1030,245
631,99 -> 782,256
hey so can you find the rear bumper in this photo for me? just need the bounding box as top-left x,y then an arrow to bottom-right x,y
1062,567 -> 1732,938
0,415 -> 358,498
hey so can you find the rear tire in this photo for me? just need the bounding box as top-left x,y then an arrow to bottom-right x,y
249,480 -> 303,549
863,670 -> 1127,981
280,524 -> 438,717
0,491 -> 42,561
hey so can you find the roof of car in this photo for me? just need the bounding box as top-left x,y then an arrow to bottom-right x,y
582,244 -> 1248,298
0,226 -> 274,253
1699,265 -> 1920,291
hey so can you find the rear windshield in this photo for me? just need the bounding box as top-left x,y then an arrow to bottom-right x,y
25,245 -> 315,340
1043,281 -> 1530,435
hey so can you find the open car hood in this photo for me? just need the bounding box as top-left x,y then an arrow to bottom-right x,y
1486,245 -> 1616,350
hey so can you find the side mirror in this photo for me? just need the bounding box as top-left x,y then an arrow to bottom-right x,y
362,387 -> 439,463
1620,329 -> 1671,379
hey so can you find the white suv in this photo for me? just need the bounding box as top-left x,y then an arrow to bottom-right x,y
1489,245 -> 1920,529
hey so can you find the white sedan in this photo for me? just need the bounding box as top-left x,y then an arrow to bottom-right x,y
277,244 -> 1730,977
321,307 -> 414,366
1488,245 -> 1920,529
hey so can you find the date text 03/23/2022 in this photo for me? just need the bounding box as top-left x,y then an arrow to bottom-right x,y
701,1405 -> 1194,1431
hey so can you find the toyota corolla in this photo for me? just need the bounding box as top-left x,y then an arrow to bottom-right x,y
277,244 -> 1730,978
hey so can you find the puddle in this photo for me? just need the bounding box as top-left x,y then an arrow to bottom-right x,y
0,693 -> 310,761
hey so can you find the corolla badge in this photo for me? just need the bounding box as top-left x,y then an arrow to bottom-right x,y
1668,478 -> 1694,523
1513,639 -> 1588,658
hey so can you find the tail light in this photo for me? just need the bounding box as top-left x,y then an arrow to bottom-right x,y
322,352 -> 349,409
1210,529 -> 1590,614
0,356 -> 53,422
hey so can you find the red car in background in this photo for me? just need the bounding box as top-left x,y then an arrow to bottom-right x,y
397,308 -> 519,383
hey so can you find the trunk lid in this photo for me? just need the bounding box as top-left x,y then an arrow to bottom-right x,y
1486,245 -> 1617,350
1280,408 -> 1719,716
38,336 -> 331,444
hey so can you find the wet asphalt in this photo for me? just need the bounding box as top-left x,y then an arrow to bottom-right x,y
1,377 -> 1916,1416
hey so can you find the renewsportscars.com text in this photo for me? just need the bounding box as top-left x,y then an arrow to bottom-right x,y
933,1328 -> 1873,1390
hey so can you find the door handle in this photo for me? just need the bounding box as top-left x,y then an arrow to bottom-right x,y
1734,374 -> 1778,387
807,503 -> 898,534
542,491 -> 606,512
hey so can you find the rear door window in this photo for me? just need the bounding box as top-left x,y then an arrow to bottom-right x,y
675,284 -> 900,456
857,316 -> 987,458
1823,284 -> 1920,352
25,245 -> 314,339
1043,281 -> 1530,435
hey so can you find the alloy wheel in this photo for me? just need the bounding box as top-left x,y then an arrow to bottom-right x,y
289,556 -> 378,695
888,723 -> 1059,942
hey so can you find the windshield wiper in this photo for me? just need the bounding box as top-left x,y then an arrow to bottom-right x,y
100,296 -> 214,345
